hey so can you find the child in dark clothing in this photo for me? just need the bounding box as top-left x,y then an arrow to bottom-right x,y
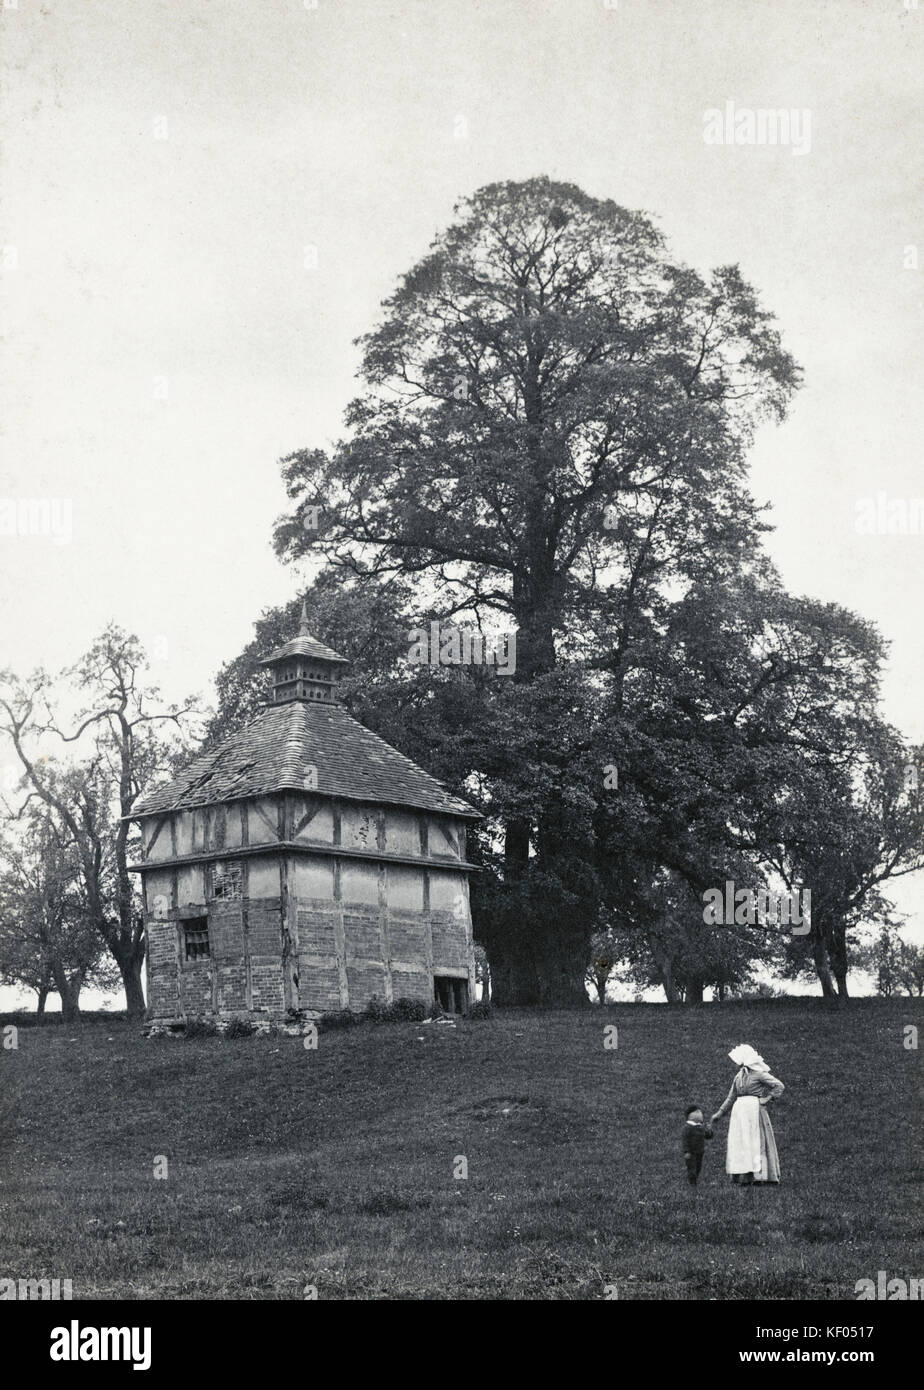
683,1105 -> 713,1184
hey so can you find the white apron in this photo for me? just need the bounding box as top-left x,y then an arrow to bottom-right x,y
726,1095 -> 763,1177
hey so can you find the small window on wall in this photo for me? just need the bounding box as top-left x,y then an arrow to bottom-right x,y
183,918 -> 210,961
434,975 -> 468,1014
212,861 -> 242,900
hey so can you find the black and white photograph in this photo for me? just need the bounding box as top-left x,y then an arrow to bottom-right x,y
1,0 -> 921,1356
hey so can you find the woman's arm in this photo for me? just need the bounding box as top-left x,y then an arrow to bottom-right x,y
711,1078 -> 738,1122
758,1073 -> 784,1104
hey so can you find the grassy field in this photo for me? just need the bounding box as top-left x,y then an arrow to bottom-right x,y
1,998 -> 920,1300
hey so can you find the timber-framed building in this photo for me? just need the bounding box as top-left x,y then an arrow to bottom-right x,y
130,609 -> 479,1029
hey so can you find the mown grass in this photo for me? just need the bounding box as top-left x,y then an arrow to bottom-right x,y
1,998 -> 920,1299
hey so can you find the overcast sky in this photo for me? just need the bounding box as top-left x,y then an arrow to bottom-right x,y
1,0 -> 921,977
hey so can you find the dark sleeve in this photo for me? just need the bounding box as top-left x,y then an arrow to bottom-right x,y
704,1125 -> 714,1140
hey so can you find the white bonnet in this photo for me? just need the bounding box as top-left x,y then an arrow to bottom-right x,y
728,1043 -> 770,1073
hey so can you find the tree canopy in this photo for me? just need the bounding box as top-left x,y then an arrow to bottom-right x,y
214,179 -> 918,1006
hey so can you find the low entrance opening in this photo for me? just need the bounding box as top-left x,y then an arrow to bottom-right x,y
434,975 -> 468,1014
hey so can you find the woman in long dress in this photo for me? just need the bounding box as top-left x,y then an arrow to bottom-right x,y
711,1044 -> 784,1185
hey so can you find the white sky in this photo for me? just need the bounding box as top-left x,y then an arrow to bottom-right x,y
0,0 -> 921,1008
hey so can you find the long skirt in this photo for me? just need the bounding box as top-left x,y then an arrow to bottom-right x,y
726,1096 -> 780,1183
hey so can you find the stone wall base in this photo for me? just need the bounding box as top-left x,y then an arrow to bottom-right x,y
144,1010 -> 322,1039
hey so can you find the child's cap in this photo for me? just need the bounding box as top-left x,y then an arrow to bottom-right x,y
685,1104 -> 702,1117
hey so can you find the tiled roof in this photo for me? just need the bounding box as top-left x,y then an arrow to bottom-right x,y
131,699 -> 480,820
259,632 -> 350,666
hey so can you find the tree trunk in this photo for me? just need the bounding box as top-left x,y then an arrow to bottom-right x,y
492,822 -> 537,1005
537,948 -> 591,1007
489,949 -> 540,1007
118,958 -> 147,1019
52,965 -> 82,1024
36,985 -> 49,1022
487,924 -> 590,1007
825,918 -> 850,1006
661,961 -> 680,1004
810,928 -> 837,1000
686,978 -> 705,1006
60,991 -> 81,1024
495,580 -> 600,1007
830,941 -> 850,1005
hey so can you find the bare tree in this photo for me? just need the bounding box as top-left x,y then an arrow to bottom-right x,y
0,795 -> 118,1021
0,625 -> 199,1019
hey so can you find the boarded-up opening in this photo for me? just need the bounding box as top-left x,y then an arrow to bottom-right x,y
212,861 -> 242,900
434,975 -> 468,1014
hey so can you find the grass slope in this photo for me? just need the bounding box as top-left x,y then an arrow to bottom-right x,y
1,999 -> 921,1300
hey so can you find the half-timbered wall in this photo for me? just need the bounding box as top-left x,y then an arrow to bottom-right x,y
140,792 -> 474,1023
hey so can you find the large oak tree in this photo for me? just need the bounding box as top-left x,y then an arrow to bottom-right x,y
269,179 -> 800,1004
